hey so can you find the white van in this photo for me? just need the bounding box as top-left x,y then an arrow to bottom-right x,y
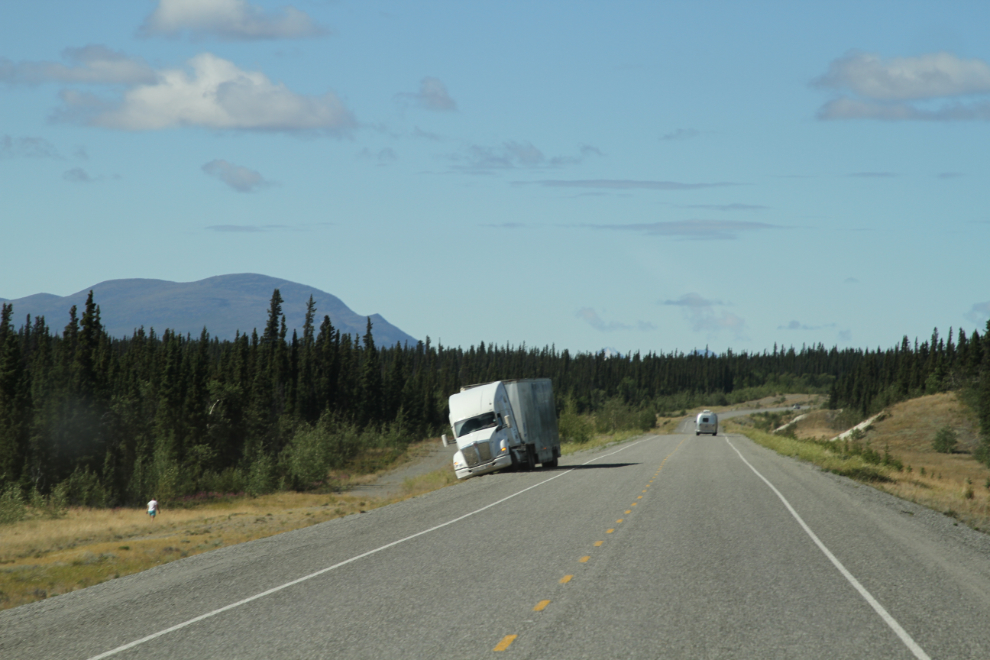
696,410 -> 718,436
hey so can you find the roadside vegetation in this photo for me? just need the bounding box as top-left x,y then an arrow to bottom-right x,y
729,391 -> 990,533
0,439 -> 456,612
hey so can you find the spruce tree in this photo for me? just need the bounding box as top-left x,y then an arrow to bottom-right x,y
359,318 -> 383,426
0,304 -> 30,486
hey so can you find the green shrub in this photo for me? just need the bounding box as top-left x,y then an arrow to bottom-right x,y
247,449 -> 276,496
0,484 -> 26,525
62,466 -> 107,507
558,410 -> 594,444
932,426 -> 958,454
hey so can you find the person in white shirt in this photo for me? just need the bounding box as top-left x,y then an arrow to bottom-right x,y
147,498 -> 158,520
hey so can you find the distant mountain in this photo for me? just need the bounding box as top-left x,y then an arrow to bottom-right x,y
2,274 -> 418,346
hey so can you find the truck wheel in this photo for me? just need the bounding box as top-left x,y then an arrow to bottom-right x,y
695,431 -> 700,436
524,446 -> 537,471
543,458 -> 558,469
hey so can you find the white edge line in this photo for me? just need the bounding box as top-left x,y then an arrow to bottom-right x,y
86,436 -> 655,660
724,436 -> 931,660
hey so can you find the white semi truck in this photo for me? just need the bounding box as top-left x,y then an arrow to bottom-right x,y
446,378 -> 561,480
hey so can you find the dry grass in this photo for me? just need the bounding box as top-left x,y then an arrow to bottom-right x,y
560,427 -> 659,456
729,391 -> 990,533
0,441 -> 459,612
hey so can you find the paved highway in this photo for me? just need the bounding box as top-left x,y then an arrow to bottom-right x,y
4,421 -> 990,659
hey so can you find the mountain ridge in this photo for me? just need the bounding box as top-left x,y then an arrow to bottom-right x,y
1,274 -> 417,346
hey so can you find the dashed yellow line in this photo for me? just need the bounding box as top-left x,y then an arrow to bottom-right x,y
494,436 -> 690,655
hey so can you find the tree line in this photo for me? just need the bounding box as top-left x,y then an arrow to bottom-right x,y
0,289 -> 988,507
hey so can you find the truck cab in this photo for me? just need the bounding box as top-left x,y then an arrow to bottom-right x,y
448,382 -> 516,479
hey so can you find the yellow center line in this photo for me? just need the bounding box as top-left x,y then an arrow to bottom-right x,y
533,600 -> 551,612
616,518 -> 624,523
493,635 -> 517,652
656,436 -> 689,473
606,528 -> 614,533
594,540 -> 603,547
579,555 -> 591,563
631,503 -> 637,507
559,574 -> 573,584
624,510 -> 631,514
638,495 -> 643,499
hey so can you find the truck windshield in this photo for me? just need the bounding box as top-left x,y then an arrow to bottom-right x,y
454,412 -> 497,438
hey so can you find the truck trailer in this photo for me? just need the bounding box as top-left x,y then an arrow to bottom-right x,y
446,379 -> 561,480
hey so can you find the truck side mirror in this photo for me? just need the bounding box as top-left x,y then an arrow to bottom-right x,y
504,415 -> 512,428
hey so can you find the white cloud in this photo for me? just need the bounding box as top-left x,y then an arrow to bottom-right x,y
0,135 -> 60,159
576,308 -> 654,333
357,147 -> 397,166
681,203 -> 767,211
398,77 -> 457,111
818,97 -> 990,121
452,141 -> 598,172
206,224 -> 298,232
662,293 -> 747,339
58,53 -> 354,132
532,179 -> 734,191
412,126 -> 443,141
965,300 -> 990,325
659,128 -> 699,141
778,320 -> 837,331
202,159 -> 270,192
63,167 -> 94,183
814,51 -> 990,121
584,219 -> 778,240
142,0 -> 327,41
815,51 -> 990,101
0,45 -> 156,86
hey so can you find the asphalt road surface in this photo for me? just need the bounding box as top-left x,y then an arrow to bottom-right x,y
5,422 -> 990,659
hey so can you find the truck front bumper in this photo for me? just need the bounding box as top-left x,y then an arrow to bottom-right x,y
454,452 -> 513,480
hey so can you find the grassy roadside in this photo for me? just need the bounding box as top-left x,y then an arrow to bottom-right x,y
0,442 -> 457,612
560,417 -> 678,456
728,406 -> 990,534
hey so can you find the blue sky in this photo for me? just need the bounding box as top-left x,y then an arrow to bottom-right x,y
2,0 -> 988,354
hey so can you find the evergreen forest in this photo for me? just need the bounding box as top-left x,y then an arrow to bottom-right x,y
1,289 -> 989,508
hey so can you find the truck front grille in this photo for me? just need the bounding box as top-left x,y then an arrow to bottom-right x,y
476,442 -> 493,462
